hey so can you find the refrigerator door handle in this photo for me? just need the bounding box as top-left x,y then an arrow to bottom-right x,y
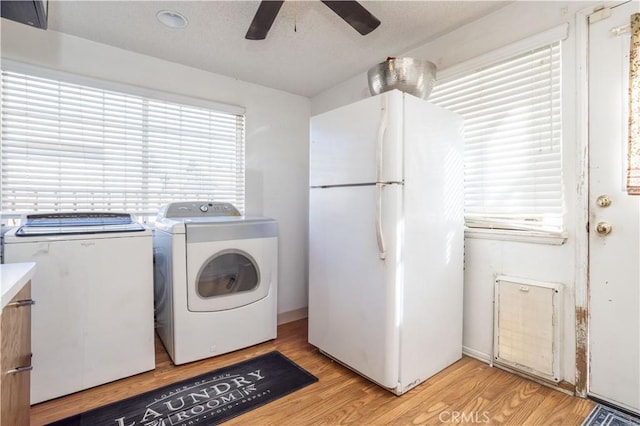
375,95 -> 389,260
376,94 -> 389,182
376,182 -> 387,260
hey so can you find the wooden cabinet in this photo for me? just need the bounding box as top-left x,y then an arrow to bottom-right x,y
0,282 -> 33,426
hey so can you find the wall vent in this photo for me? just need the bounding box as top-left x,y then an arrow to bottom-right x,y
493,275 -> 562,382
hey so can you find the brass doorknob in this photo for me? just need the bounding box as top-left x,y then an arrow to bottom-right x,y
596,195 -> 612,208
595,222 -> 612,235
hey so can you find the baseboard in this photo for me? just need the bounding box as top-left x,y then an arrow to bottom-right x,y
462,346 -> 491,363
462,346 -> 576,396
493,362 -> 575,396
277,307 -> 308,325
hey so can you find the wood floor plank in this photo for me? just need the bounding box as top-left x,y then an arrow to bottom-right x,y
520,390 -> 592,426
29,319 -> 595,425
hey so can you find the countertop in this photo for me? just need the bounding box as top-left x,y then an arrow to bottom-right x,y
1,262 -> 36,309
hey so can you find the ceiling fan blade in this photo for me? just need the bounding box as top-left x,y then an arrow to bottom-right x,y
321,1 -> 381,36
245,0 -> 285,40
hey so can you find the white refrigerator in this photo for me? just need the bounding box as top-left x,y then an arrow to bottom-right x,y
308,89 -> 464,395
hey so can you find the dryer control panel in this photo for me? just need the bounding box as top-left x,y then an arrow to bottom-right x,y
158,202 -> 241,219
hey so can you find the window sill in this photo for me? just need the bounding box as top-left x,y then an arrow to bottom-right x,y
464,227 -> 568,245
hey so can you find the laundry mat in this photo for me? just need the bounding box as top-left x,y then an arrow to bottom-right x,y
48,351 -> 318,426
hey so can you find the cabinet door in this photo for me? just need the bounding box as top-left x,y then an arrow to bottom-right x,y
1,282 -> 32,426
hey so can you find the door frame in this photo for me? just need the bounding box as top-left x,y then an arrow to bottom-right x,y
573,2 -> 592,399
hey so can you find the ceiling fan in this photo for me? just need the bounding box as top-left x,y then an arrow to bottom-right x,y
245,1 -> 381,40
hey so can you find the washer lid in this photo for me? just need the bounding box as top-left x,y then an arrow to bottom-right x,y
14,212 -> 145,236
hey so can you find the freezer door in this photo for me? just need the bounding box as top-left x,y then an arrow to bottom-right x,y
308,183 -> 402,390
310,91 -> 403,186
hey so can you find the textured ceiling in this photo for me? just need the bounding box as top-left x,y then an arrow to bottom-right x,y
46,1 -> 511,97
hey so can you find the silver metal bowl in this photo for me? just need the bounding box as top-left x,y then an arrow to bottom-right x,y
367,57 -> 437,100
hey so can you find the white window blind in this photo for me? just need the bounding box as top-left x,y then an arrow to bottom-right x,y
1,70 -> 245,218
430,42 -> 562,233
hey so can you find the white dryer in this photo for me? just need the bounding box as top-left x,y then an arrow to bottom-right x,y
153,201 -> 278,365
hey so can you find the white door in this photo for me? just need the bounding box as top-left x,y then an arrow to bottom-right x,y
310,90 -> 403,187
308,183 -> 402,389
588,0 -> 640,414
185,237 -> 275,312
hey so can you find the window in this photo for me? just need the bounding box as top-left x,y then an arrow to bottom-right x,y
430,42 -> 562,234
1,69 -> 246,221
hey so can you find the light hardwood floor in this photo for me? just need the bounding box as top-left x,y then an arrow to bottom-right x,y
30,319 -> 595,425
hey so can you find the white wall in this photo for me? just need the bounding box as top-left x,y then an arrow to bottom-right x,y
0,19 -> 311,316
311,1 -> 601,387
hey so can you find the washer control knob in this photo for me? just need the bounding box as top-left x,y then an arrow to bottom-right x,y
199,204 -> 209,213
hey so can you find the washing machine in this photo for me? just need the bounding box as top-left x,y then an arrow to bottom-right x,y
4,212 -> 155,404
153,201 -> 278,365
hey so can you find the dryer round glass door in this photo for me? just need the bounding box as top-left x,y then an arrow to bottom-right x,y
186,238 -> 277,312
197,251 -> 259,297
